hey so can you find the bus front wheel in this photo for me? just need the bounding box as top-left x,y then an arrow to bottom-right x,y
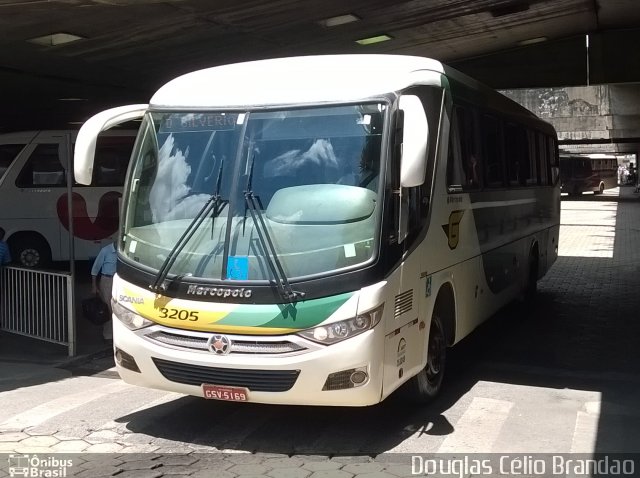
404,314 -> 446,404
594,182 -> 605,195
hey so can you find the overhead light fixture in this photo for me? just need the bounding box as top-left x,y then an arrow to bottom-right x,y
58,98 -> 88,102
517,36 -> 548,46
356,34 -> 392,46
27,32 -> 85,46
68,121 -> 85,125
318,14 -> 360,28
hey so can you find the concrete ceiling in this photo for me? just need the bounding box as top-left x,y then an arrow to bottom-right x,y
2,0 -> 640,131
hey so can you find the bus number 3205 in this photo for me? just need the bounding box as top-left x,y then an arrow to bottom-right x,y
158,308 -> 199,321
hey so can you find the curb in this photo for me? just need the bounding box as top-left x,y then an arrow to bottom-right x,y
56,345 -> 113,369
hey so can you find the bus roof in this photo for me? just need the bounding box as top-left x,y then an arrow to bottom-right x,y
148,54 -> 554,135
150,55 -> 447,109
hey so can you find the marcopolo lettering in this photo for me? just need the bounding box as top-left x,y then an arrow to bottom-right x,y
187,285 -> 252,298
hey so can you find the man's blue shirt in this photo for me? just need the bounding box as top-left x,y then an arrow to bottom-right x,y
0,241 -> 11,265
91,243 -> 117,276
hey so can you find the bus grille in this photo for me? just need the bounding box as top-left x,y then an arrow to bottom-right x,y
144,330 -> 306,355
152,358 -> 300,392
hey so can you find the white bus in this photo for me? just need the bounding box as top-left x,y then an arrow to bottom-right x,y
75,55 -> 560,406
0,130 -> 135,267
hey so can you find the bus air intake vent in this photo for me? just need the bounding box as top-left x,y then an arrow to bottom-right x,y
152,358 -> 300,392
394,290 -> 413,317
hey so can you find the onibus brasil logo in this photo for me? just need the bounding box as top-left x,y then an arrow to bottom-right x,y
7,454 -> 73,477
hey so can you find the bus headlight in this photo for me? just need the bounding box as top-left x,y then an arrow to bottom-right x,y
111,299 -> 153,330
297,304 -> 384,345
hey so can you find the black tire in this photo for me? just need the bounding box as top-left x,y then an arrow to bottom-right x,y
594,182 -> 604,195
11,235 -> 52,268
403,314 -> 447,404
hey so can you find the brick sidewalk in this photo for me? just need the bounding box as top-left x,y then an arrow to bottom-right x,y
536,193 -> 640,373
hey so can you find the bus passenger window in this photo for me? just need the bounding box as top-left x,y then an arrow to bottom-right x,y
93,136 -> 135,187
547,136 -> 560,185
505,123 -> 522,186
482,115 -> 504,188
0,144 -> 25,181
467,155 -> 479,188
447,105 -> 479,191
536,132 -> 549,185
15,144 -> 66,188
446,109 -> 465,191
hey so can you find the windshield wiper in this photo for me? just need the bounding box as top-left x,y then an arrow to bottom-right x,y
150,161 -> 227,293
243,157 -> 304,303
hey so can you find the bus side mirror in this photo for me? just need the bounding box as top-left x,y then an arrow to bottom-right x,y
399,95 -> 428,188
74,104 -> 147,185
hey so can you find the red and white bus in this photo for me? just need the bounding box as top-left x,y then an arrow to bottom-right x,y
0,130 -> 135,267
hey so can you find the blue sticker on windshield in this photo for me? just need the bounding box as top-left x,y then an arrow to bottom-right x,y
228,256 -> 249,280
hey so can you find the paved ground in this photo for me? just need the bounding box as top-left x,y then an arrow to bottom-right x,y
0,186 -> 639,477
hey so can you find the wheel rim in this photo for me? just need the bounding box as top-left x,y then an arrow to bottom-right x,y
20,248 -> 40,267
426,320 -> 444,382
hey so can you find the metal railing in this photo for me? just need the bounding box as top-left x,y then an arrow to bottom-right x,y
0,266 -> 75,356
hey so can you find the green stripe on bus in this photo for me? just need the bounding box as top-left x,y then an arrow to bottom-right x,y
215,291 -> 354,330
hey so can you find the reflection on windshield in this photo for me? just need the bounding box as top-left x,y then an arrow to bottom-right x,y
264,138 -> 339,178
150,134 -> 211,222
122,104 -> 385,283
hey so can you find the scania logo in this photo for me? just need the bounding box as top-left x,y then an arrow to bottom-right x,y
187,285 -> 252,298
207,334 -> 231,355
119,295 -> 144,304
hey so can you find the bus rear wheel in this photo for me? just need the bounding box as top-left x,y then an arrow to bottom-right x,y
404,314 -> 446,404
10,235 -> 52,268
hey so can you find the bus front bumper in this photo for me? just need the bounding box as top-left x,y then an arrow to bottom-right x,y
111,319 -> 385,406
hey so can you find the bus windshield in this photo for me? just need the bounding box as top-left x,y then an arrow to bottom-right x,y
121,103 -> 385,283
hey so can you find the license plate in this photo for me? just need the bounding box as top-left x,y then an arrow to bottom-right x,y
202,384 -> 249,402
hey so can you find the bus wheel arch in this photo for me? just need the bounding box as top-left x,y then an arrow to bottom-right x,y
434,282 -> 456,347
401,283 -> 456,404
594,182 -> 605,194
8,232 -> 52,268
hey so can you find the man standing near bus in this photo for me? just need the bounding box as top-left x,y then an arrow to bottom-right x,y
0,227 -> 11,267
91,239 -> 117,340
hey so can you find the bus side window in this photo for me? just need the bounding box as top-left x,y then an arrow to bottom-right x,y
537,132 -> 549,185
521,128 -> 537,186
15,144 -> 66,188
92,136 -> 135,187
446,107 -> 465,191
482,114 -> 504,188
447,105 -> 480,191
505,122 -> 524,187
547,136 -> 560,185
0,144 -> 26,182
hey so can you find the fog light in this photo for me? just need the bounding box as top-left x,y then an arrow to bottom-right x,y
350,370 -> 368,385
322,366 -> 368,391
115,347 -> 140,373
